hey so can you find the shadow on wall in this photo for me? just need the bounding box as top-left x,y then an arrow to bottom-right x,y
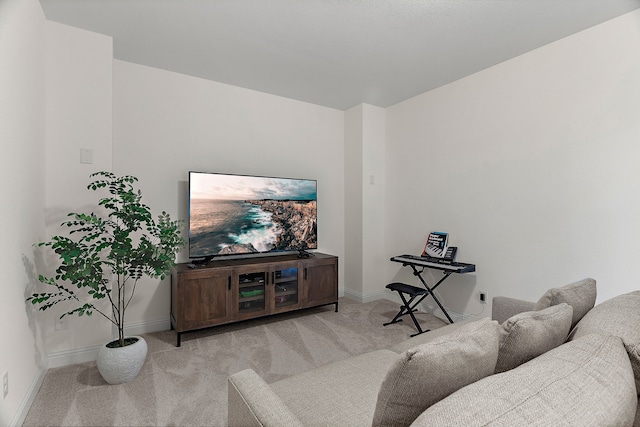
22,252 -> 46,369
23,202 -> 111,363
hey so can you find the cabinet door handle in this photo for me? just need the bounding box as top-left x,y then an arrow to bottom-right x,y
228,276 -> 231,290
271,272 -> 275,285
304,268 -> 308,280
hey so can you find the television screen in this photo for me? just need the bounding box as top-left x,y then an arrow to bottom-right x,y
189,172 -> 317,259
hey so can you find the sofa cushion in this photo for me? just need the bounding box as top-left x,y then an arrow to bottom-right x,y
270,349 -> 399,427
372,318 -> 500,427
569,290 -> 640,395
411,333 -> 637,427
228,369 -> 304,427
533,278 -> 596,328
495,303 -> 573,373
391,318 -> 475,354
491,296 -> 536,324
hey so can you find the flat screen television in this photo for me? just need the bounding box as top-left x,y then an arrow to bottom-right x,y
189,171 -> 317,261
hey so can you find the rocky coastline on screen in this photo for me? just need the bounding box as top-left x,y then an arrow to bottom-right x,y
250,200 -> 317,250
217,243 -> 258,255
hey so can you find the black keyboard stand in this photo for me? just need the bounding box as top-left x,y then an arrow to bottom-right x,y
384,256 -> 475,336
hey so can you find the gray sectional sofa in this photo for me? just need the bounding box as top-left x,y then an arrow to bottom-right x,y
228,279 -> 640,426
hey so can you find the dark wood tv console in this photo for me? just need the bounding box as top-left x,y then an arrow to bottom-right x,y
170,252 -> 338,346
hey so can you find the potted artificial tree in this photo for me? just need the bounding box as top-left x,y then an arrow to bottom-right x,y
27,172 -> 184,384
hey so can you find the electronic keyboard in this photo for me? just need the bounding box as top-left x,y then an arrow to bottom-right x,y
390,255 -> 476,273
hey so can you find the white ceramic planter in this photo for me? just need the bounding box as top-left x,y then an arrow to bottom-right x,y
96,336 -> 148,385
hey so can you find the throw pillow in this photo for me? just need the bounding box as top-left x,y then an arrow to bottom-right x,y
372,317 -> 500,427
495,303 -> 573,373
533,278 -> 596,328
412,334 -> 637,426
569,290 -> 640,395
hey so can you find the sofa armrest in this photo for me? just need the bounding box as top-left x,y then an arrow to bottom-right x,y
492,296 -> 536,324
228,369 -> 304,427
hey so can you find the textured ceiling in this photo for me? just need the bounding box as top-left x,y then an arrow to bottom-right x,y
39,0 -> 640,110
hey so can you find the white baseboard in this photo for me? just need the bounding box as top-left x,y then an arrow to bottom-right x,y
46,318 -> 172,369
381,290 -> 476,323
124,317 -> 171,337
417,301 -> 477,323
342,288 -> 387,303
47,344 -> 103,369
9,366 -> 47,427
343,287 -> 472,322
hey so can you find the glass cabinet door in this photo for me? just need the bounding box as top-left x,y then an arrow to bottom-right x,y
238,271 -> 267,315
273,267 -> 299,310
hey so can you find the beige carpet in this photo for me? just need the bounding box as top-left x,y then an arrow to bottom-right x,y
23,298 -> 446,426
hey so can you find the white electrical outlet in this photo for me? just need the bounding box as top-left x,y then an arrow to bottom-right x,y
479,291 -> 488,304
3,371 -> 8,399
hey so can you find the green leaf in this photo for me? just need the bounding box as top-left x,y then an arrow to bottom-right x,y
28,172 -> 185,338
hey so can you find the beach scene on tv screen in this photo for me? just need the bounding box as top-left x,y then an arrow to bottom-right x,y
189,174 -> 317,257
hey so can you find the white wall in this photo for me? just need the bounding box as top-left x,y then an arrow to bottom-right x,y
41,20 -> 114,355
344,105 -> 364,298
0,13 -> 114,426
384,10 -> 640,321
361,105 -> 387,300
8,4 -> 640,423
344,104 -> 387,302
0,1 -> 46,425
3,8 -> 344,422
112,60 -> 345,325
